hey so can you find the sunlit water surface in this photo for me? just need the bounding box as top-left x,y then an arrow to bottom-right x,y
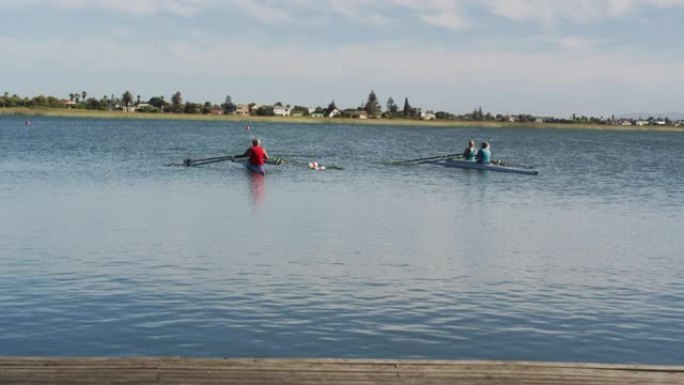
0,116 -> 682,363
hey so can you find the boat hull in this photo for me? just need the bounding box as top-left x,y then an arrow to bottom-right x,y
245,163 -> 266,175
428,159 -> 538,175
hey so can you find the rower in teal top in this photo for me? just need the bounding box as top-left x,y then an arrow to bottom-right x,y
462,139 -> 477,161
476,141 -> 491,164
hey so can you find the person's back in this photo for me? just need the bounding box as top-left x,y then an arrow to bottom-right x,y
476,142 -> 491,164
243,138 -> 269,175
463,140 -> 477,161
245,138 -> 268,166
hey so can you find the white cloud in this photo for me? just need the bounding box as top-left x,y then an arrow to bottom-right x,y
541,35 -> 609,51
484,0 -> 684,26
224,0 -> 295,24
328,0 -> 395,27
2,34 -> 684,114
0,0 -> 210,16
3,0 -> 684,28
393,0 -> 473,29
2,0 -> 684,115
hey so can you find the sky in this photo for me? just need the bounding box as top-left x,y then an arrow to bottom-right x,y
1,0 -> 684,117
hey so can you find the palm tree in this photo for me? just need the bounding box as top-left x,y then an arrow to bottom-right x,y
122,91 -> 133,107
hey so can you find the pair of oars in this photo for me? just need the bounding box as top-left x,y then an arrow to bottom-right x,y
170,155 -> 343,170
391,153 -> 463,165
394,154 -> 535,170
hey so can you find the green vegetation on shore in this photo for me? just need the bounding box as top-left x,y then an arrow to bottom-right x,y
2,89 -> 683,132
3,107 -> 683,132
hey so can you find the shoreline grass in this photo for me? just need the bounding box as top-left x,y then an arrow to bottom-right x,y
2,107 -> 682,133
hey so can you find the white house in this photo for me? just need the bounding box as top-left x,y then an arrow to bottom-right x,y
421,110 -> 436,120
273,105 -> 291,117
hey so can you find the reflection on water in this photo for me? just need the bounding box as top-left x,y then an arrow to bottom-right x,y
248,171 -> 266,207
0,116 -> 683,363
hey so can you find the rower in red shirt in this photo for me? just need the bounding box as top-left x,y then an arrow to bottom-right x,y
243,138 -> 270,175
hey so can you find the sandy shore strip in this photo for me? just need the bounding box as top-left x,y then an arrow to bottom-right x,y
2,107 -> 683,132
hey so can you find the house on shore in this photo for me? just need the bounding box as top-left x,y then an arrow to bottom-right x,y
421,110 -> 436,120
273,105 -> 291,117
235,104 -> 250,116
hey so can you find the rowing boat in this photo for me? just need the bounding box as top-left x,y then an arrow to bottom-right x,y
427,158 -> 538,175
245,163 -> 266,175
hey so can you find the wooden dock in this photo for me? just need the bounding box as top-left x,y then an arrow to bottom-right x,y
1,357 -> 683,384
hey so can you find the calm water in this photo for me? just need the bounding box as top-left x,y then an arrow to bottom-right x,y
0,116 -> 682,363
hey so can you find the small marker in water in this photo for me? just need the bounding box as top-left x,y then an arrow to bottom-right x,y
25,120 -> 31,125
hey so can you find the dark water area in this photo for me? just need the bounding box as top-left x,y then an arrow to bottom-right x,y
0,116 -> 682,363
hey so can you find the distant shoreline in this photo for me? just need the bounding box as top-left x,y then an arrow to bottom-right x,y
2,107 -> 683,133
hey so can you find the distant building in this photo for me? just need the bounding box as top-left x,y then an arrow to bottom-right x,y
273,105 -> 291,117
421,110 -> 436,120
249,104 -> 262,115
344,110 -> 368,119
235,104 -> 250,116
209,106 -> 223,115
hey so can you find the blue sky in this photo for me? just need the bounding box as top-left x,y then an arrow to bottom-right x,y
1,0 -> 683,117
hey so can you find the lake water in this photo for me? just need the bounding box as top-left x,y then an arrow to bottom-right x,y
0,116 -> 682,364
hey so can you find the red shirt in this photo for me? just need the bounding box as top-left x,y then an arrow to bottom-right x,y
248,145 -> 267,165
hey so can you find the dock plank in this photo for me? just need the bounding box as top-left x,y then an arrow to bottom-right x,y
1,358 -> 683,385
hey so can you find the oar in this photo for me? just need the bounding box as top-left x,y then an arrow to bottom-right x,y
274,157 -> 344,170
166,154 -> 246,167
391,153 -> 463,164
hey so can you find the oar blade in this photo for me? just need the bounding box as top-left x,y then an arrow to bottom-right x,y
274,157 -> 343,171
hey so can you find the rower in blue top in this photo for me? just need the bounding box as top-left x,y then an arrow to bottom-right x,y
476,141 -> 491,164
462,139 -> 477,161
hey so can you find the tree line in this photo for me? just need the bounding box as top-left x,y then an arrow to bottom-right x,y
2,89 -> 661,125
